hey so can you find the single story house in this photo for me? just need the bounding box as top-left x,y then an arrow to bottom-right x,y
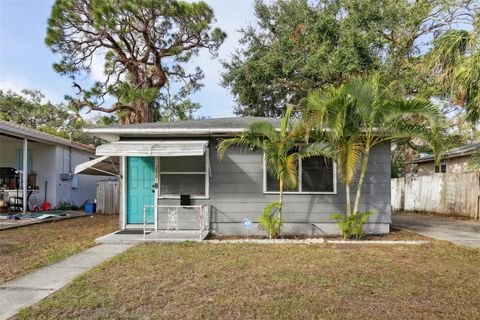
0,120 -> 110,212
407,142 -> 480,176
79,117 -> 391,237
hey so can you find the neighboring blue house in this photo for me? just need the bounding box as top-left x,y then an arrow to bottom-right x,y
77,117 -> 391,238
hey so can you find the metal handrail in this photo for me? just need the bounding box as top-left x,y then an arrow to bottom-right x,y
143,204 -> 210,239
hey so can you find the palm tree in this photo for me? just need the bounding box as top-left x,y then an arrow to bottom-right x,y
427,26 -> 480,168
217,106 -> 335,236
427,28 -> 480,121
304,87 -> 362,217
305,75 -> 443,216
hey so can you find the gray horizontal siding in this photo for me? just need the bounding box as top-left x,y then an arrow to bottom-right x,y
157,138 -> 391,228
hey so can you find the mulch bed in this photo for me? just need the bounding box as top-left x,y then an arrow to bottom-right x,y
207,227 -> 429,241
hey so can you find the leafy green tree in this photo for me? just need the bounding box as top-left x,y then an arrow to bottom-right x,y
155,84 -> 201,121
223,0 -> 471,117
0,89 -> 70,129
0,89 -> 111,145
217,106 -> 334,238
305,75 -> 443,216
46,0 -> 226,123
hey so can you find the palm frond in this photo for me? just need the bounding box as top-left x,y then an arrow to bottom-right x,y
389,122 -> 445,165
337,137 -> 362,185
300,141 -> 336,160
217,135 -> 260,160
248,121 -> 279,141
428,29 -> 475,72
289,118 -> 307,140
280,105 -> 293,137
382,98 -> 444,131
283,153 -> 299,189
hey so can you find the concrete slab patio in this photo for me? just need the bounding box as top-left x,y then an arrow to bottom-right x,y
0,244 -> 132,320
392,213 -> 480,249
96,230 -> 209,244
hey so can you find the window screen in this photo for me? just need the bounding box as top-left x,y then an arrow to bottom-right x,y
160,156 -> 205,172
266,171 -> 299,192
159,155 -> 207,197
160,174 -> 206,196
301,157 -> 334,192
264,156 -> 334,193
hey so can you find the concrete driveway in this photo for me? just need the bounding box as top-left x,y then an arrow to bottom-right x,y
392,213 -> 480,249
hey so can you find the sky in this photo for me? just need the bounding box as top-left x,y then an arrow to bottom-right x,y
0,0 -> 258,118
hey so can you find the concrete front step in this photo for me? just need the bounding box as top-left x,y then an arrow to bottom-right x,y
96,230 -> 210,244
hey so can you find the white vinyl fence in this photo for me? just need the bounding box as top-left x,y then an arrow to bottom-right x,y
391,172 -> 480,219
96,180 -> 120,214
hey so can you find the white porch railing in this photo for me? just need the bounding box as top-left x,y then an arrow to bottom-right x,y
143,204 -> 210,239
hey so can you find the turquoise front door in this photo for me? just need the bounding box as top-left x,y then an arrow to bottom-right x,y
127,157 -> 155,224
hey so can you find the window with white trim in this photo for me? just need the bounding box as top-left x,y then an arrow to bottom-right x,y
158,155 -> 208,198
264,156 -> 336,193
435,162 -> 447,173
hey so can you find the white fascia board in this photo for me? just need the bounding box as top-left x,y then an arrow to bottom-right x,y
83,127 -> 248,141
84,127 -> 247,135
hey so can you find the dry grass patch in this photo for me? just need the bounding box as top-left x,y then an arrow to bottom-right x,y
0,215 -> 117,284
16,241 -> 480,320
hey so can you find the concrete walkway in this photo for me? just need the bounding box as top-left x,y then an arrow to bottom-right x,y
0,244 -> 132,320
392,213 -> 480,249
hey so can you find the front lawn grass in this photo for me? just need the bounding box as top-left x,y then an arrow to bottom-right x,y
0,215 -> 117,284
16,241 -> 480,319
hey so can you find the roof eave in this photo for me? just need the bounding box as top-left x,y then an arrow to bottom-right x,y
407,151 -> 474,164
83,127 -> 255,141
84,127 -> 251,134
0,123 -> 95,153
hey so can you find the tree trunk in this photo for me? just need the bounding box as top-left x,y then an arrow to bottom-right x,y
124,100 -> 153,124
346,184 -> 351,217
353,148 -> 370,215
278,179 -> 284,220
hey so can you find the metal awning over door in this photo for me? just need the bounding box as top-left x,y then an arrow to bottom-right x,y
96,140 -> 209,157
74,155 -> 120,177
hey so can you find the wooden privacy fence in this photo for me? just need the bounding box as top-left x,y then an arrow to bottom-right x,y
391,172 -> 480,219
96,180 -> 120,214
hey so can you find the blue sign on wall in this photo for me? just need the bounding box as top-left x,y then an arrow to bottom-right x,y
242,217 -> 252,229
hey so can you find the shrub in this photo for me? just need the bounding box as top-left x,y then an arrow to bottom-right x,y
258,201 -> 283,239
331,211 -> 374,239
55,201 -> 80,211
